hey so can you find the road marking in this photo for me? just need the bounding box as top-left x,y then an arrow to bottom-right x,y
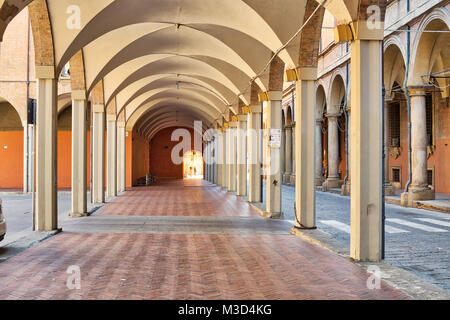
385,225 -> 409,234
414,218 -> 450,228
387,218 -> 448,232
320,220 -> 350,233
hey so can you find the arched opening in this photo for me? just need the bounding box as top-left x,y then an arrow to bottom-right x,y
183,151 -> 204,180
0,99 -> 24,189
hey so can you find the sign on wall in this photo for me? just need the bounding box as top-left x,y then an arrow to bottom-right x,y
268,129 -> 281,148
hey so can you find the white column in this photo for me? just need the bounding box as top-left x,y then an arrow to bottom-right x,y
217,130 -> 224,187
92,105 -> 105,204
35,72 -> 58,231
265,91 -> 282,217
406,89 -> 434,202
223,126 -> 229,189
284,126 -> 292,178
324,113 -> 342,189
71,92 -> 88,217
315,119 -> 323,186
106,115 -> 117,197
291,123 -> 296,185
228,122 -> 237,192
294,75 -> 316,229
350,37 -> 383,261
236,115 -> 247,196
117,122 -> 126,193
248,106 -> 262,202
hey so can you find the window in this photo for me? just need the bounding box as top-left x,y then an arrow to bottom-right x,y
392,168 -> 400,183
426,93 -> 433,146
389,102 -> 400,147
427,169 -> 434,188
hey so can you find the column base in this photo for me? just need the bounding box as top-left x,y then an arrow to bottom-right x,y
283,173 -> 291,184
315,177 -> 324,187
69,212 -> 89,218
401,187 -> 435,207
384,183 -> 396,196
341,182 -> 351,196
322,178 -> 343,191
262,211 -> 283,219
289,174 -> 295,186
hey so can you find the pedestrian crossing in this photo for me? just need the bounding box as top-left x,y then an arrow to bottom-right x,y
317,217 -> 450,234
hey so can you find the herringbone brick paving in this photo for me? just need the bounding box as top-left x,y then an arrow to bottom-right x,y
0,179 -> 411,300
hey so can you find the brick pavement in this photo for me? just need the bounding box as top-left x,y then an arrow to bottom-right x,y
0,180 -> 411,300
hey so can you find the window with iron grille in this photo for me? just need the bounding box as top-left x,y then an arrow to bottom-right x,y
389,102 -> 400,147
427,169 -> 433,187
392,168 -> 400,183
426,93 -> 433,146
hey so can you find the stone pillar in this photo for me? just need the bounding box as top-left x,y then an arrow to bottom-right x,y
315,119 -> 324,186
236,115 -> 247,196
23,121 -> 29,193
248,106 -> 262,202
92,105 -> 105,204
323,113 -> 342,190
117,121 -> 126,193
383,101 -> 395,196
228,122 -> 237,192
223,125 -> 229,189
35,70 -> 58,231
204,141 -> 208,181
265,91 -> 282,217
294,73 -> 316,229
71,91 -> 88,217
217,129 -> 224,187
350,35 -> 383,261
341,106 -> 352,196
291,123 -> 296,185
284,126 -> 293,183
106,115 -> 117,197
402,88 -> 434,204
212,137 -> 217,184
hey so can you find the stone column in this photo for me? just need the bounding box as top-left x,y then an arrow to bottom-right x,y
248,106 -> 262,202
350,35 -> 383,261
212,137 -> 217,184
403,88 -> 434,203
265,91 -> 282,217
35,68 -> 58,231
315,119 -> 324,186
228,121 -> 237,192
22,121 -> 29,193
294,72 -> 316,229
291,123 -> 296,185
217,129 -> 224,187
284,126 -> 292,182
117,121 -> 126,193
223,125 -> 229,189
71,91 -> 88,217
106,115 -> 117,197
92,105 -> 105,203
323,113 -> 342,190
236,115 -> 247,196
383,101 -> 395,196
204,141 -> 208,181
341,106 -> 352,196
280,126 -> 285,181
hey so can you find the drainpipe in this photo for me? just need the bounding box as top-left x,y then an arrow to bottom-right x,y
404,25 -> 412,193
343,63 -> 349,185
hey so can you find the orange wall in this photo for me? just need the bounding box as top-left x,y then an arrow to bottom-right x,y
150,127 -> 196,179
131,129 -> 150,186
0,131 -> 23,188
56,130 -> 92,189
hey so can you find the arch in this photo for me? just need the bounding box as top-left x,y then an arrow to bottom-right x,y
409,7 -> 450,95
384,42 -> 406,98
286,106 -> 293,125
315,84 -> 327,119
0,97 -> 23,129
328,72 -> 346,113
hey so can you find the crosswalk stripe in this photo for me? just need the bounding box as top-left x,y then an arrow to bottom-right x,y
387,218 -> 448,232
385,225 -> 409,234
414,218 -> 450,228
320,220 -> 350,233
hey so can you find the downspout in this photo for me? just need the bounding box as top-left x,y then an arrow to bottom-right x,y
343,63 -> 349,185
404,25 -> 412,193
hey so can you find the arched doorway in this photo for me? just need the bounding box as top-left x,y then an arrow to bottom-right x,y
183,151 -> 203,179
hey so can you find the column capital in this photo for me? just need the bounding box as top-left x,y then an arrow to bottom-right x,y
93,104 -> 105,113
107,114 -> 116,122
35,65 -> 55,79
315,118 -> 323,125
117,121 -> 126,128
229,121 -> 238,128
237,114 -> 247,122
71,90 -> 87,101
249,104 -> 262,113
325,112 -> 340,119
407,86 -> 433,97
350,20 -> 385,41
